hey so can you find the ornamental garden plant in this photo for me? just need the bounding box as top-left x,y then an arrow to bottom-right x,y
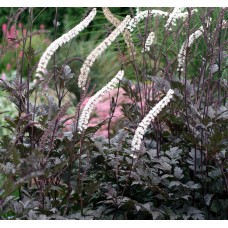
0,7 -> 227,220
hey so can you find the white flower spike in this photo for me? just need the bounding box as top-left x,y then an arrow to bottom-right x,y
35,8 -> 97,79
127,10 -> 168,34
78,70 -> 124,132
177,19 -> 227,72
78,15 -> 131,90
142,31 -> 155,52
131,89 -> 174,152
165,8 -> 198,31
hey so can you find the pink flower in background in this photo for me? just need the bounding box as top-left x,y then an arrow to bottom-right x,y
1,72 -> 6,81
8,26 -> 18,40
59,88 -> 134,138
6,63 -> 11,71
88,88 -> 132,136
19,51 -> 23,58
1,24 -> 19,44
82,87 -> 147,137
40,24 -> 45,30
2,23 -> 7,34
22,28 -> 27,37
58,86 -> 148,138
18,23 -> 23,29
57,116 -> 74,139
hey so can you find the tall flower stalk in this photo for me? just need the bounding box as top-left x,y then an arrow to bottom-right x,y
177,18 -> 228,71
126,10 -> 168,34
131,89 -> 174,152
78,15 -> 131,90
102,7 -> 136,56
165,8 -> 198,31
35,8 -> 97,79
78,70 -> 124,132
177,26 -> 204,71
142,31 -> 155,52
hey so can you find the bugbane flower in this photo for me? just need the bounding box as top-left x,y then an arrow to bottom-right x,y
131,89 -> 174,152
142,31 -> 155,52
78,70 -> 124,132
136,7 -> 141,15
177,18 -> 227,72
177,27 -> 204,71
102,8 -> 136,56
165,8 -> 198,30
78,16 -> 131,90
127,10 -> 168,33
35,8 -> 97,79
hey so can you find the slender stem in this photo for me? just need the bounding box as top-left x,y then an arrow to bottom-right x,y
27,8 -> 33,114
32,7 -> 46,23
121,158 -> 134,197
78,132 -> 85,215
217,18 -> 223,107
19,24 -> 27,115
108,80 -> 121,148
184,9 -> 191,131
27,8 -> 34,148
53,8 -> 60,102
200,129 -> 205,204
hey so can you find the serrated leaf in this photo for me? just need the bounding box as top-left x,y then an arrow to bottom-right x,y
142,202 -> 152,211
64,65 -> 71,76
161,162 -> 172,171
118,197 -> 135,211
149,76 -> 170,91
151,210 -> 162,220
62,65 -> 74,81
187,207 -> 204,215
191,213 -> 204,220
168,181 -> 182,188
186,181 -> 201,189
85,181 -> 100,196
161,174 -> 173,179
204,194 -> 214,206
174,167 -> 184,179
182,195 -> 192,200
166,147 -> 181,159
85,118 -> 108,135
